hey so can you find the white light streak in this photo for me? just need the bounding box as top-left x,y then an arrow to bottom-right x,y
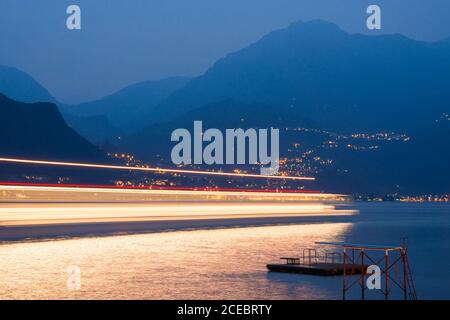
0,157 -> 315,181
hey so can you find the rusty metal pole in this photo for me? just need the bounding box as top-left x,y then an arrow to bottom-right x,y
352,248 -> 355,274
361,250 -> 365,300
385,250 -> 389,300
343,248 -> 346,300
402,248 -> 407,300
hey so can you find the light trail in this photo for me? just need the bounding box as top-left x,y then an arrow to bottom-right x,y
0,157 -> 315,181
0,184 -> 347,202
0,202 -> 357,226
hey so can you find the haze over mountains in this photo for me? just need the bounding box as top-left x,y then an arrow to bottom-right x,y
60,77 -> 190,131
3,20 -> 450,136
57,77 -> 189,144
0,64 -> 191,143
0,20 -> 449,195
150,20 -> 450,133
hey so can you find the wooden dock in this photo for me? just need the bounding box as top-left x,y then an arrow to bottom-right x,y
266,262 -> 365,276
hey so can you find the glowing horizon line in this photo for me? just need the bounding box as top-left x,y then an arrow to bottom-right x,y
0,157 -> 315,181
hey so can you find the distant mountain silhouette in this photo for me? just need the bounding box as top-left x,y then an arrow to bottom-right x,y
0,65 -> 55,103
60,77 -> 190,133
151,20 -> 450,133
0,93 -> 105,161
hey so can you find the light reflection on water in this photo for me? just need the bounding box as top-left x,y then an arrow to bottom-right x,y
0,223 -> 350,300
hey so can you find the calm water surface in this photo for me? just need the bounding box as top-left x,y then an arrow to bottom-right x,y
0,203 -> 449,299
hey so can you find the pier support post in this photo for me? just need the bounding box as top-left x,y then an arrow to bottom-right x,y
402,248 -> 407,300
385,250 -> 389,300
343,248 -> 346,300
361,250 -> 365,300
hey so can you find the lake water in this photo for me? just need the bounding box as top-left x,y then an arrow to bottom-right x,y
0,203 -> 449,299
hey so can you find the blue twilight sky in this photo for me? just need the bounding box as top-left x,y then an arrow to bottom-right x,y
0,0 -> 449,103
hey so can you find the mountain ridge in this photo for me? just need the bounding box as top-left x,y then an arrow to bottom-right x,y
0,65 -> 56,104
149,19 -> 450,133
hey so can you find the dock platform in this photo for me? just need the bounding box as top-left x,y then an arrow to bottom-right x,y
266,262 -> 365,276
